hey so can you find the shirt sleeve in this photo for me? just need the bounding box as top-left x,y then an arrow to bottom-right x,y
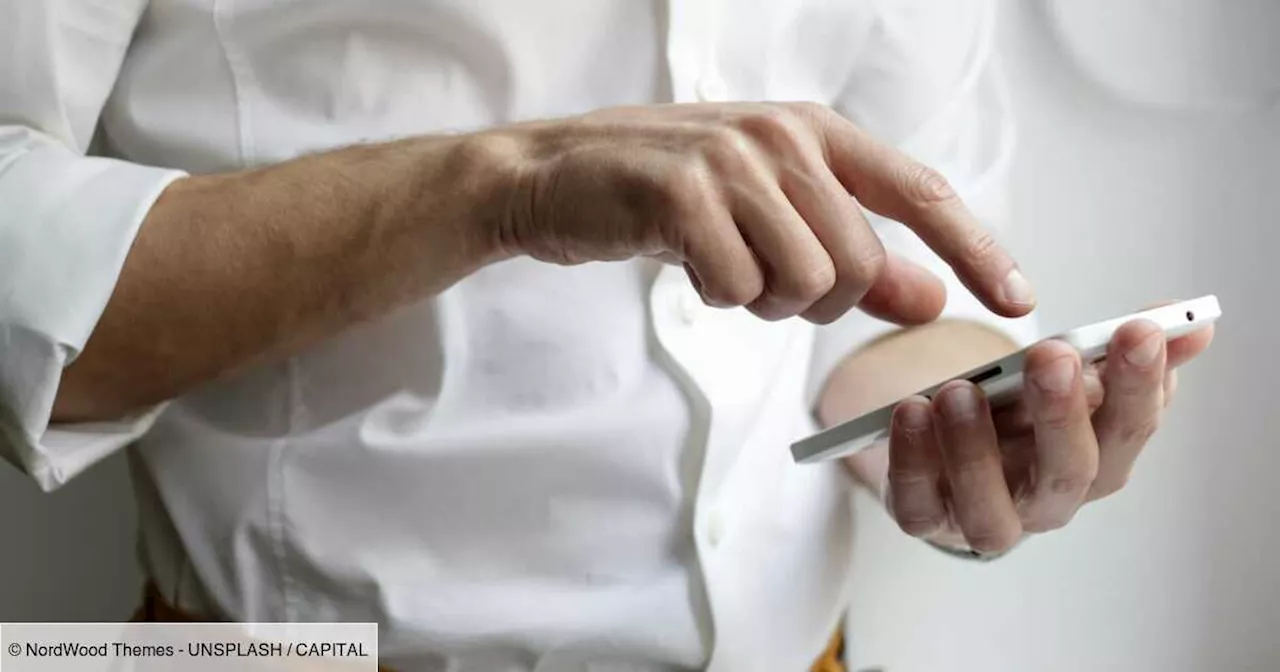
806,0 -> 1040,408
0,1 -> 188,491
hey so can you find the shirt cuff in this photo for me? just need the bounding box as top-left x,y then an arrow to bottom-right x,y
0,135 -> 185,491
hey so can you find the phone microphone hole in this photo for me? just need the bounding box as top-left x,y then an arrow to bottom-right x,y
1186,310 -> 1195,321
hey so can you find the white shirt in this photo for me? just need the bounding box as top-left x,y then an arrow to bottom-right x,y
0,1 -> 1037,670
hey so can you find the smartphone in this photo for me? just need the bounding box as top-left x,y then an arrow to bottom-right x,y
790,295 -> 1222,464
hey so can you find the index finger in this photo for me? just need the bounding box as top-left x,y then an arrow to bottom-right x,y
807,106 -> 1035,318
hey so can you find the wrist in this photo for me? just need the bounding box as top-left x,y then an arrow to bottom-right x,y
378,131 -> 526,281
438,126 -> 547,266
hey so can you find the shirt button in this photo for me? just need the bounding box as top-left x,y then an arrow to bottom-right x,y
696,73 -> 729,102
705,511 -> 727,548
676,292 -> 700,325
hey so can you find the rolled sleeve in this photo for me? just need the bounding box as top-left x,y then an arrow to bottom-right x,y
807,0 -> 1039,408
0,131 -> 184,491
0,0 -> 187,491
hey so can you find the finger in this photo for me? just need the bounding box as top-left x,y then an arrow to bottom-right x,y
647,251 -> 683,265
887,398 -> 948,538
806,106 -> 1035,318
932,381 -> 1023,554
1088,319 -> 1167,500
1135,299 -> 1213,368
842,252 -> 947,326
733,107 -> 939,326
993,365 -> 1103,436
1018,341 -> 1099,532
1084,364 -> 1106,408
998,432 -> 1037,503
1164,369 -> 1178,408
773,147 -> 892,324
991,401 -> 1033,438
1167,325 -> 1214,369
678,192 -> 766,308
727,177 -> 836,321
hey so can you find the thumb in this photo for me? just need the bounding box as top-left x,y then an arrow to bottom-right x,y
853,253 -> 947,326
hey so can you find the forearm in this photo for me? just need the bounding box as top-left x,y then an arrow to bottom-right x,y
54,135 -> 515,423
817,320 -> 1021,486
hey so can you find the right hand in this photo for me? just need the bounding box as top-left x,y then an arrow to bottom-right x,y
488,102 -> 1036,325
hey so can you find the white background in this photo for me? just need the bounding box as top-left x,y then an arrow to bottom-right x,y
843,1 -> 1279,671
2,1 -> 1278,670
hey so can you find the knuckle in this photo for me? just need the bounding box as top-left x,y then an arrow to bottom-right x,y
704,275 -> 764,308
1037,414 -> 1077,434
778,259 -> 836,301
736,106 -> 807,153
699,126 -> 753,172
1090,472 -> 1130,500
787,100 -> 832,119
748,300 -> 797,323
705,124 -> 742,146
738,105 -> 794,134
836,245 -> 887,293
1116,418 -> 1160,447
898,162 -> 957,207
1110,364 -> 1163,394
947,460 -> 994,486
964,229 -> 1002,266
965,522 -> 1022,554
657,160 -> 716,212
800,302 -> 844,325
888,467 -> 937,490
1030,393 -> 1080,428
1043,472 -> 1094,498
786,101 -> 839,135
897,514 -> 944,538
1022,512 -> 1071,534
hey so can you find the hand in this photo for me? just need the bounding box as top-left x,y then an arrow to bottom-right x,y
848,313 -> 1215,554
486,102 -> 1035,324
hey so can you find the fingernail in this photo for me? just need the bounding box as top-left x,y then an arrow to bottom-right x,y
1124,332 -> 1164,367
1001,268 -> 1036,308
898,402 -> 931,430
1033,356 -> 1076,395
938,385 -> 980,422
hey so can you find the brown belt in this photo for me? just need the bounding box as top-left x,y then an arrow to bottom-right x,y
132,581 -> 845,672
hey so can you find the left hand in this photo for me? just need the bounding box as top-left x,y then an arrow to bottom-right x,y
846,317 -> 1214,555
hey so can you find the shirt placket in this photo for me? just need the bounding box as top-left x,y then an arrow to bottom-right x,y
665,0 -> 730,103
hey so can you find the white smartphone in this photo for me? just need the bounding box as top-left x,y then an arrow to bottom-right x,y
790,295 -> 1222,464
